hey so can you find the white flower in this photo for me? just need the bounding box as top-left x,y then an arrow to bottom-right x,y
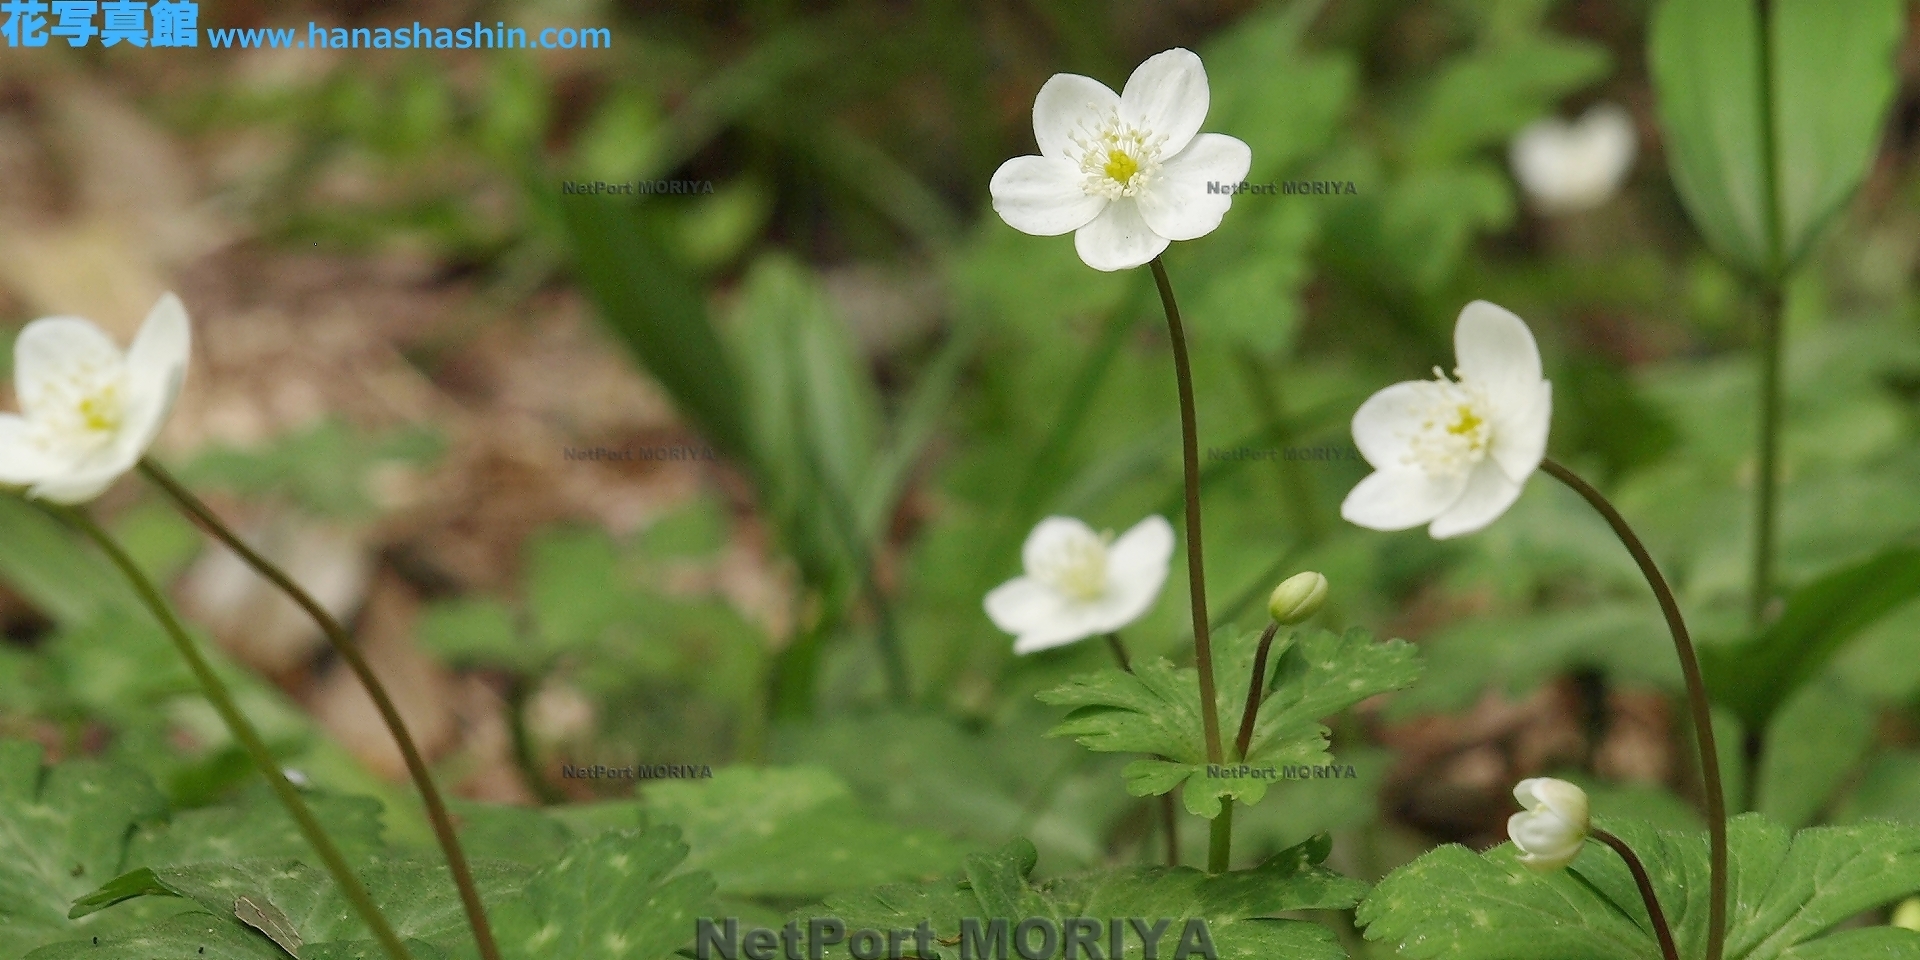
1509,103 -> 1637,215
0,293 -> 191,504
989,48 -> 1252,272
985,515 -> 1175,654
1340,301 -> 1551,539
1507,777 -> 1590,872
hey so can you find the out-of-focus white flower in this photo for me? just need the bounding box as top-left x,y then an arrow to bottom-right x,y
985,515 -> 1174,654
990,48 -> 1252,272
1509,103 -> 1637,215
1268,571 -> 1328,625
1341,301 -> 1551,540
1508,777 -> 1590,872
0,293 -> 190,504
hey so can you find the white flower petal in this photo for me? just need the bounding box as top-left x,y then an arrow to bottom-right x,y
1531,778 -> 1590,825
1033,72 -> 1120,160
1073,198 -> 1169,272
985,576 -> 1071,636
1427,460 -> 1525,539
1021,516 -> 1101,575
0,414 -> 62,484
27,456 -> 131,504
1340,468 -> 1467,532
1135,133 -> 1250,242
990,155 -> 1109,237
1490,381 -> 1552,483
1510,103 -> 1635,214
1096,515 -> 1174,628
13,316 -> 124,423
1350,381 -> 1429,470
1453,301 -> 1543,408
118,292 -> 191,459
1119,48 -> 1209,157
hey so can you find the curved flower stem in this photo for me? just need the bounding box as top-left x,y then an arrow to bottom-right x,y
1235,622 -> 1281,761
55,505 -> 413,960
1106,633 -> 1178,868
1540,457 -> 1725,960
137,460 -> 501,960
1148,257 -> 1229,873
1591,829 -> 1681,960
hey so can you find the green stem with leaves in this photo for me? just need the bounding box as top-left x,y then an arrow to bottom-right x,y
54,504 -> 414,960
138,460 -> 500,960
1148,257 -> 1229,872
1540,458 -> 1724,960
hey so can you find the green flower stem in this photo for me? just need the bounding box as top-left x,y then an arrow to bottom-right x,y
1148,257 -> 1229,873
1541,458 -> 1725,960
137,460 -> 501,960
1234,622 -> 1281,761
1105,632 -> 1178,868
1209,800 -> 1233,873
1751,285 -> 1784,628
1591,828 -> 1680,960
56,505 -> 413,960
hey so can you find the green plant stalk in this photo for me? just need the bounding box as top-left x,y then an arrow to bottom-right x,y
55,505 -> 413,960
1235,622 -> 1282,761
1751,0 -> 1788,633
1541,458 -> 1724,960
1105,632 -> 1178,868
1591,828 -> 1680,960
138,460 -> 500,960
1148,257 -> 1229,873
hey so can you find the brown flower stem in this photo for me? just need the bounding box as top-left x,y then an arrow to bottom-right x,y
1541,457 -> 1724,960
1591,828 -> 1681,960
1234,622 -> 1281,762
1147,257 -> 1229,874
56,505 -> 413,960
1105,632 -> 1178,868
138,459 -> 501,960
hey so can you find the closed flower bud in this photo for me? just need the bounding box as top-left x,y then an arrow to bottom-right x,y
1894,898 -> 1920,932
1507,777 -> 1590,872
1268,571 -> 1328,625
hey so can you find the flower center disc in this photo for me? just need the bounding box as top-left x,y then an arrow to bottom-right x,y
1035,532 -> 1111,602
1103,151 -> 1140,185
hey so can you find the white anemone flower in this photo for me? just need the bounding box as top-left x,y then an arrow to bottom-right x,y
1509,103 -> 1637,215
1507,777 -> 1590,872
0,293 -> 191,504
986,515 -> 1174,655
989,48 -> 1252,272
1340,301 -> 1551,539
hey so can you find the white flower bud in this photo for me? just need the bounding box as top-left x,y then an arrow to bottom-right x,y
1268,571 -> 1329,625
1893,897 -> 1920,931
1507,777 -> 1590,872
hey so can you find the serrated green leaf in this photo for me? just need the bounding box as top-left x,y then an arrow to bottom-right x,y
1360,813 -> 1920,960
125,788 -> 388,869
485,827 -> 716,960
640,766 -> 970,898
0,743 -> 169,957
791,835 -> 1363,960
1040,626 -> 1419,817
71,857 -> 532,942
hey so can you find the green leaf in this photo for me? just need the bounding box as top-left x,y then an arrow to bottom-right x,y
0,741 -> 169,957
178,420 -> 444,518
1406,34 -> 1612,166
559,196 -> 755,464
1360,813 -> 1920,960
416,598 -> 533,672
485,827 -> 717,960
25,911 -> 311,960
1702,547 -> 1920,729
639,766 -> 970,898
1650,0 -> 1903,276
790,835 -> 1365,960
124,787 -> 389,868
0,493 -> 134,624
1039,626 -> 1420,817
1756,678 -> 1874,829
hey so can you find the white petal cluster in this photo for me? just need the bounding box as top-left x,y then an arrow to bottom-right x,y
1340,301 -> 1551,539
1507,777 -> 1591,872
985,515 -> 1174,654
990,49 -> 1252,272
0,293 -> 191,504
1509,103 -> 1637,215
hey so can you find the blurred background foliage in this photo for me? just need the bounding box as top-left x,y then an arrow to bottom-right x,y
2,0 -> 1920,945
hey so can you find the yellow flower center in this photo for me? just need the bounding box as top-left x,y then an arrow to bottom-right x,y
1069,112 -> 1168,200
77,389 -> 122,433
1446,405 -> 1483,437
1401,369 -> 1494,478
1103,151 -> 1140,185
1033,529 -> 1113,603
